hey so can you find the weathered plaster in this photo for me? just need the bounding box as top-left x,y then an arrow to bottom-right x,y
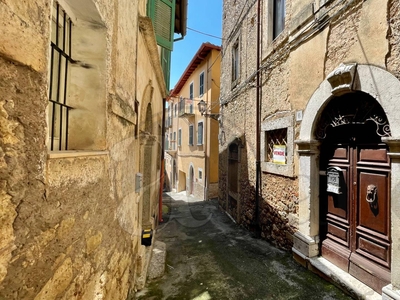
289,27 -> 329,110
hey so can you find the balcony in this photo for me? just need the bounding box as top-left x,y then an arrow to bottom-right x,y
178,98 -> 195,117
166,141 -> 177,155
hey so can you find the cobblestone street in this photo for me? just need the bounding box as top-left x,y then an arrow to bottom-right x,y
136,192 -> 353,300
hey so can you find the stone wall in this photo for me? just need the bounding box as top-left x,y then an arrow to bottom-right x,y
219,0 -> 395,251
0,0 -> 164,298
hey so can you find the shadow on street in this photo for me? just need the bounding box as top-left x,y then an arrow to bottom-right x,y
136,192 -> 352,300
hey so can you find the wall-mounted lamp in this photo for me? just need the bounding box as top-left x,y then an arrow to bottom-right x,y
197,99 -> 220,121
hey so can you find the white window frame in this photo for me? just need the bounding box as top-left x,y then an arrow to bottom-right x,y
198,168 -> 203,182
189,124 -> 194,146
261,114 -> 294,177
199,71 -> 205,97
197,121 -> 204,145
189,82 -> 194,100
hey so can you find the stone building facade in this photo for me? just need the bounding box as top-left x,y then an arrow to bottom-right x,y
165,43 -> 221,200
0,0 -> 185,298
219,0 -> 400,297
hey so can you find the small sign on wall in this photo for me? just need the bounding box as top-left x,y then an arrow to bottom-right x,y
273,145 -> 286,165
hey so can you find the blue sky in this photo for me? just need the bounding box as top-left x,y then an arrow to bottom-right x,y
170,0 -> 223,89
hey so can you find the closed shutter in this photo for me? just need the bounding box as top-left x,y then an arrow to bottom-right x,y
161,47 -> 171,90
148,0 -> 176,51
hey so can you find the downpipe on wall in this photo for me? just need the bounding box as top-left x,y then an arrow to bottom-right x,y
253,0 -> 262,238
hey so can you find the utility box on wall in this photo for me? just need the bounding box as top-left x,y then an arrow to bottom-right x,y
136,173 -> 143,193
141,229 -> 153,246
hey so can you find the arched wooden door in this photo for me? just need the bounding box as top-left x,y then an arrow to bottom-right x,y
318,92 -> 391,292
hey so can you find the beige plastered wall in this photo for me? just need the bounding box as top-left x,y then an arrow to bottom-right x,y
169,49 -> 221,200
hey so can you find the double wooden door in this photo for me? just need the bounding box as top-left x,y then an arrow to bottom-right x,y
320,124 -> 391,292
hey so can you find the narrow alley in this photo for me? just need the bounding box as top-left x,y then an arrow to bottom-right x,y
136,192 -> 353,300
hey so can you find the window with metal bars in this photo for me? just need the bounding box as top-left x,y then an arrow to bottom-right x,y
265,128 -> 287,164
48,2 -> 73,151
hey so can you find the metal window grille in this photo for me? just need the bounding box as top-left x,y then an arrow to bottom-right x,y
266,128 -> 287,163
48,2 -> 74,150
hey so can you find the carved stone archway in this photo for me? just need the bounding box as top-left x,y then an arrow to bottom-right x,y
293,64 -> 400,296
139,84 -> 156,228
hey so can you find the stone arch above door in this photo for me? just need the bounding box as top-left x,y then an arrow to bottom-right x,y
300,64 -> 400,141
294,63 -> 400,296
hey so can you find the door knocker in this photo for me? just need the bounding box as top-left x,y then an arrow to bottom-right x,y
366,184 -> 377,203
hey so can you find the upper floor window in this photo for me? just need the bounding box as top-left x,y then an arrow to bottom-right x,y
189,124 -> 194,145
147,0 -> 175,51
178,128 -> 182,146
232,39 -> 239,85
48,2 -> 73,151
189,82 -> 194,99
174,103 -> 178,117
273,0 -> 285,39
199,72 -> 205,96
197,121 -> 203,145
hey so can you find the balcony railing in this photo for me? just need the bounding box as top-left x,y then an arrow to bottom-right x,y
178,98 -> 194,117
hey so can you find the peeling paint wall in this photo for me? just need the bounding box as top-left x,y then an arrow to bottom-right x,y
0,0 -> 164,298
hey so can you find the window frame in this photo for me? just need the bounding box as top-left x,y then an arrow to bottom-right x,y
231,38 -> 240,87
261,114 -> 294,177
189,82 -> 194,100
197,121 -> 204,145
189,124 -> 194,146
199,71 -> 205,97
272,0 -> 285,40
198,168 -> 203,182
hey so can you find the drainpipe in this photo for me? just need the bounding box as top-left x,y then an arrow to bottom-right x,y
204,58 -> 210,200
254,0 -> 262,237
159,98 -> 166,223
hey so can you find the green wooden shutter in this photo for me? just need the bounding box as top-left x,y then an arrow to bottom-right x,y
148,0 -> 175,51
161,47 -> 171,90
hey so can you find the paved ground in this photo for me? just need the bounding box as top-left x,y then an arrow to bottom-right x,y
136,192 -> 352,300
